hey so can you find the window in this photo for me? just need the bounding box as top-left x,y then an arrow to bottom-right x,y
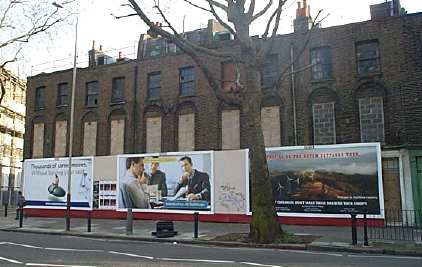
356,40 -> 380,75
33,123 -> 44,158
110,119 -> 125,155
221,110 -> 240,150
54,120 -> 67,157
311,47 -> 332,80
111,77 -> 125,103
261,56 -> 278,89
35,86 -> 45,109
313,102 -> 336,145
166,39 -> 177,54
86,81 -> 99,106
178,113 -> 195,151
180,67 -> 195,96
83,121 -> 97,156
222,62 -> 237,92
56,83 -> 68,106
261,107 -> 281,147
146,116 -> 162,152
359,96 -> 385,143
147,72 -> 161,99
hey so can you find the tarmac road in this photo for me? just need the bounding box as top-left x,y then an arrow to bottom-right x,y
0,231 -> 421,267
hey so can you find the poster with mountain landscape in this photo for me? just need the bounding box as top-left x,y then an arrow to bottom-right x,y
266,143 -> 383,215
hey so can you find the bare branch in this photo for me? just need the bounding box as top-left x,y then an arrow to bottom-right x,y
207,1 -> 238,38
128,0 -> 239,105
111,13 -> 138,19
270,9 -> 325,92
206,0 -> 228,11
0,78 -> 5,104
252,0 -> 273,22
182,0 -> 212,13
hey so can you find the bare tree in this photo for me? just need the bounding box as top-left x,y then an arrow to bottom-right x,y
124,0 -> 322,243
0,0 -> 73,103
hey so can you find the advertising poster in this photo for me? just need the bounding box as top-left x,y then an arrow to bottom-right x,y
23,157 -> 93,210
117,152 -> 213,212
266,143 -> 383,215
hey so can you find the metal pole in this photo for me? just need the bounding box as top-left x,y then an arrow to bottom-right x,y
351,213 -> 357,245
363,213 -> 369,246
19,208 -> 23,228
66,10 -> 79,232
290,43 -> 298,145
87,211 -> 91,232
193,212 -> 199,238
4,203 -> 7,217
126,208 -> 133,235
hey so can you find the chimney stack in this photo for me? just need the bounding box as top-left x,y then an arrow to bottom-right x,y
294,0 -> 312,32
147,22 -> 161,38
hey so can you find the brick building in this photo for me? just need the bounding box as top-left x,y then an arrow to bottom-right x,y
25,1 -> 422,213
0,68 -> 26,204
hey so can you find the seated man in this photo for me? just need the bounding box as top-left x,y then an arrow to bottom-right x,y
174,156 -> 210,202
148,159 -> 168,197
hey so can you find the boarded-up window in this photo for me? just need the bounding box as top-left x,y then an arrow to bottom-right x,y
54,120 -> 67,157
222,110 -> 240,150
146,116 -> 161,152
110,119 -> 125,155
382,158 -> 402,217
359,96 -> 385,143
313,102 -> 336,145
222,62 -> 237,92
261,107 -> 281,147
178,113 -> 195,151
33,123 -> 44,158
83,121 -> 97,156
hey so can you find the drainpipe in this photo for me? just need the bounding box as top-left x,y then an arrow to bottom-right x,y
132,64 -> 139,153
290,43 -> 298,146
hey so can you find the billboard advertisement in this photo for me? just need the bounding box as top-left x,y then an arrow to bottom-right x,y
117,151 -> 213,213
23,157 -> 93,210
266,143 -> 383,215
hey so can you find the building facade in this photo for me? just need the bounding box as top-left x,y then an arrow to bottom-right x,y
24,1 -> 422,213
0,68 -> 26,204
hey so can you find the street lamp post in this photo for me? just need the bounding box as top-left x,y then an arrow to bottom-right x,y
53,1 -> 78,231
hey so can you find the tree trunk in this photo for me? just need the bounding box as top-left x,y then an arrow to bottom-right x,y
241,65 -> 281,243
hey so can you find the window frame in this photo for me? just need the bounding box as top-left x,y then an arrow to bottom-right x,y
56,83 -> 69,107
179,67 -> 196,96
111,77 -> 125,103
261,55 -> 279,89
312,102 -> 336,145
147,72 -> 161,100
310,46 -> 333,80
35,86 -> 46,110
85,81 -> 99,107
356,40 -> 380,76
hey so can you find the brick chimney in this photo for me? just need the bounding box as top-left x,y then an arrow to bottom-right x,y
147,22 -> 162,38
294,0 -> 312,32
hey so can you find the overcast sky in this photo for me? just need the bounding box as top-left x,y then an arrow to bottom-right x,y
8,0 -> 422,77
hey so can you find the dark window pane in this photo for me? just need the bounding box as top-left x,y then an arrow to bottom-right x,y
261,56 -> 278,89
180,67 -> 195,96
112,77 -> 125,102
35,86 -> 45,109
56,83 -> 68,106
86,81 -> 99,106
148,72 -> 161,99
356,41 -> 379,75
311,47 -> 332,80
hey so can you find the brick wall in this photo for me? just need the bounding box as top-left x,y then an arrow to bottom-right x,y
24,13 -> 422,159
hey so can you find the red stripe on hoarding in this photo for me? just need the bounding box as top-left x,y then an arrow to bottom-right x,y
23,209 -> 384,227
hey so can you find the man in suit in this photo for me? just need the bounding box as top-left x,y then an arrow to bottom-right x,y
119,157 -> 150,209
174,156 -> 210,202
148,159 -> 168,197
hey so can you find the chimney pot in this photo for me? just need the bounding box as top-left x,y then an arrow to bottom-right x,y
99,45 -> 103,51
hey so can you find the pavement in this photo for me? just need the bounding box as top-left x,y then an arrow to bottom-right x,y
1,207 -> 421,257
